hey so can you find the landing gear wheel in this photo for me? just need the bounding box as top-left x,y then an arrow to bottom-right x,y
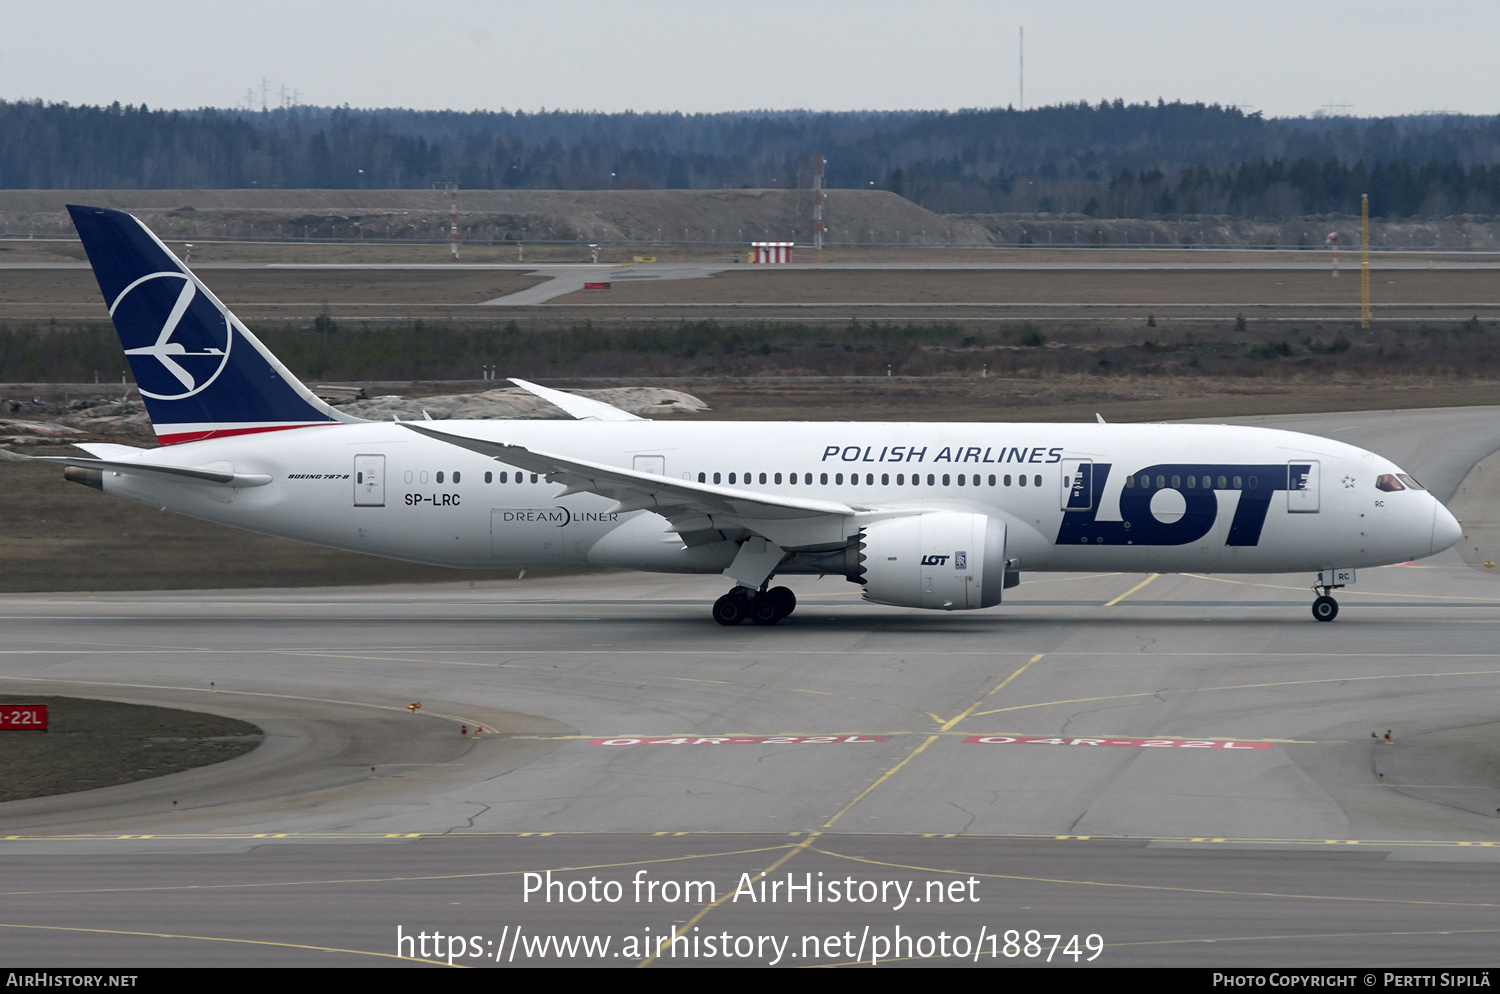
749,593 -> 784,626
713,593 -> 747,626
1311,595 -> 1339,622
767,586 -> 796,618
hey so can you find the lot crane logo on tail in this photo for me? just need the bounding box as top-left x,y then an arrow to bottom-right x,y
112,272 -> 232,400
68,204 -> 359,443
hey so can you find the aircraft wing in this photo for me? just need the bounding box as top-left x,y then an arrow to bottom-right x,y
508,378 -> 645,422
401,422 -> 857,549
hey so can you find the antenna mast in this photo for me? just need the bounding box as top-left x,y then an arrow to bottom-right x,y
435,182 -> 460,262
1360,194 -> 1370,328
813,154 -> 824,263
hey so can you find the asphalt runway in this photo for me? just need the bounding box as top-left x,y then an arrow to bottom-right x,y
2,408 -> 1499,968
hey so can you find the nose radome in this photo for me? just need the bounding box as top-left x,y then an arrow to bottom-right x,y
1432,501 -> 1462,555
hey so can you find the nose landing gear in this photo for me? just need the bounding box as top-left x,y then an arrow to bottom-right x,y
1310,568 -> 1354,621
1310,571 -> 1347,622
1311,594 -> 1339,622
713,584 -> 797,626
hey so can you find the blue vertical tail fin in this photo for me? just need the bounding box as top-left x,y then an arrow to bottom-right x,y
67,205 -> 362,444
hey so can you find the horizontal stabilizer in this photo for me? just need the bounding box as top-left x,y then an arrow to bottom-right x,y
30,454 -> 272,488
74,442 -> 152,460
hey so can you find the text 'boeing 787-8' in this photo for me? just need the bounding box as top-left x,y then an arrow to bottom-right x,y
35,206 -> 1461,625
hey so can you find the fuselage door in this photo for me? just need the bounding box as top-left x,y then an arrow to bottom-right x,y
1287,460 -> 1319,513
354,454 -> 385,507
633,455 -> 666,476
1061,459 -> 1093,511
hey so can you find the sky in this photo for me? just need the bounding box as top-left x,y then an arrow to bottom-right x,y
1,0 -> 1495,119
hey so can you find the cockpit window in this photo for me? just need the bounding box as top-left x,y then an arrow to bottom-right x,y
1396,474 -> 1426,491
1376,474 -> 1406,493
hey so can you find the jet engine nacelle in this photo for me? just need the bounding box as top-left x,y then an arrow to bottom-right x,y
858,512 -> 1007,610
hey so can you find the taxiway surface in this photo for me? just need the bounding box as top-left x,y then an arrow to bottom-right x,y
1,408 -> 1497,967
9,259 -> 1500,323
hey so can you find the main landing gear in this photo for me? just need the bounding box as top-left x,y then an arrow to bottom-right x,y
713,584 -> 797,626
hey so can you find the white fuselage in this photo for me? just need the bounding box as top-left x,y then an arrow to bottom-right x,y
95,419 -> 1454,577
